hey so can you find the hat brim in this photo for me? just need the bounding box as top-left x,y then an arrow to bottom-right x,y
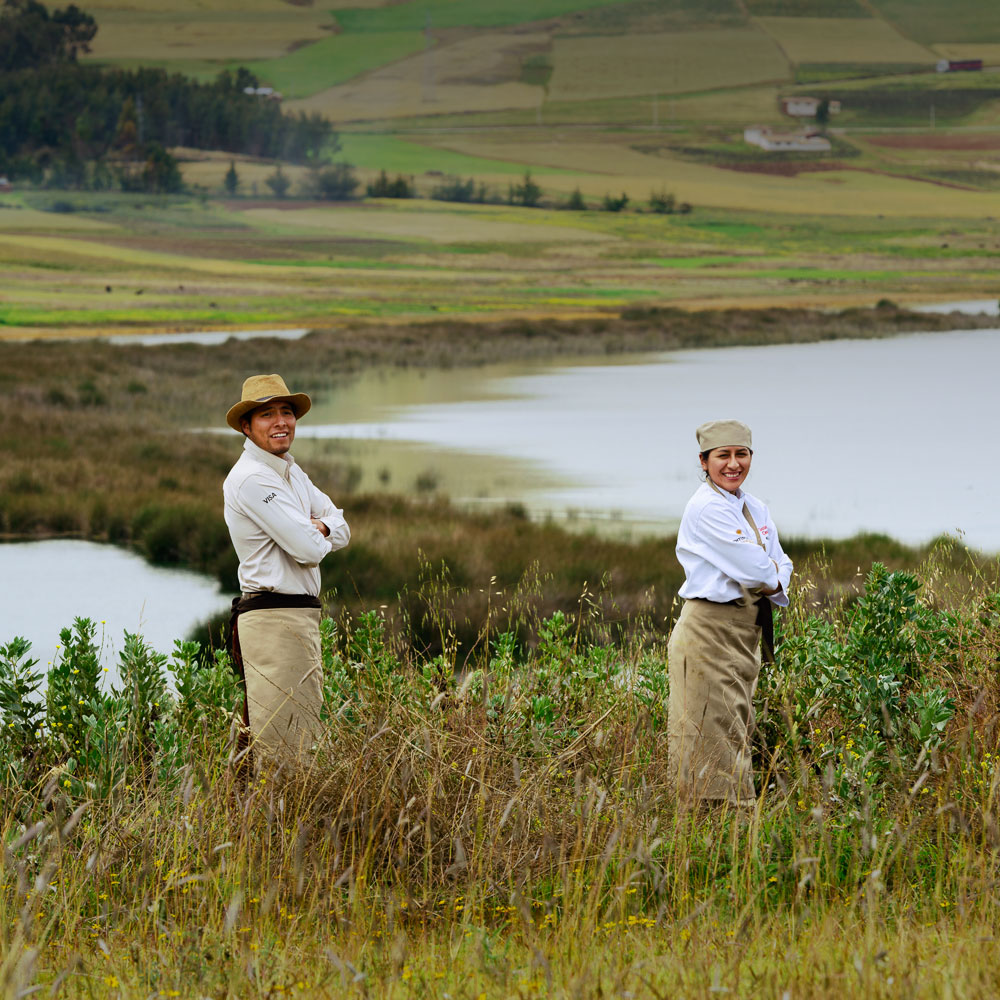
226,392 -> 311,432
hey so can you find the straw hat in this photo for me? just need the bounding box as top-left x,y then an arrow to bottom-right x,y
226,373 -> 311,432
696,419 -> 752,452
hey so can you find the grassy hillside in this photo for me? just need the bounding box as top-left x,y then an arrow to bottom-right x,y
69,0 -> 1000,224
1,188 -> 999,332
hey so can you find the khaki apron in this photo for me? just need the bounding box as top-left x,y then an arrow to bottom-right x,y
668,487 -> 771,806
667,599 -> 761,805
234,604 -> 324,764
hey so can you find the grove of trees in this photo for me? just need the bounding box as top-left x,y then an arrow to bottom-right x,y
0,0 -> 335,190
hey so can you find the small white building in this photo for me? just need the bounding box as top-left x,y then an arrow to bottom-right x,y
780,96 -> 841,118
744,126 -> 831,152
243,86 -> 282,100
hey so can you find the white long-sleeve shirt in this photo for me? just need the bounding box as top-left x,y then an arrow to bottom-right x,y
223,438 -> 350,596
676,482 -> 792,607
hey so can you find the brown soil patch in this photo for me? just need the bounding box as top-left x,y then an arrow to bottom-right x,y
866,133 -> 1000,152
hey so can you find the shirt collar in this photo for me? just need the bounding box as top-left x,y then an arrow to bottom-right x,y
706,479 -> 744,505
243,437 -> 294,479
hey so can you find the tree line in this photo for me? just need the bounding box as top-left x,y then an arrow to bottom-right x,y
0,0 -> 335,190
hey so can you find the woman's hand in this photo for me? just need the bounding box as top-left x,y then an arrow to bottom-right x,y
760,559 -> 781,596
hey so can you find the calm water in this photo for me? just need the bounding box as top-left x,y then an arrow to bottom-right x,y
298,327 -> 1000,550
6,327 -> 310,346
106,327 -> 310,347
914,299 -> 998,317
1,540 -> 233,689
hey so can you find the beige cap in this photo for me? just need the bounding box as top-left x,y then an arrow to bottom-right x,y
226,373 -> 311,432
696,419 -> 752,452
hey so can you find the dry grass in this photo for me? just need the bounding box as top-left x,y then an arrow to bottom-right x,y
84,8 -> 336,63
422,131 -> 1000,218
931,43 -> 1000,61
754,15 -> 936,65
546,27 -> 790,103
241,203 -> 614,244
288,33 -> 546,122
5,551 -> 1000,996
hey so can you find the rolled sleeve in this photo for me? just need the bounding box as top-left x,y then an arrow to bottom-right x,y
766,534 -> 793,608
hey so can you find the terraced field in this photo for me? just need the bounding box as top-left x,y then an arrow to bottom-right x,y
546,27 -> 790,102
871,0 -> 1000,44
288,32 -> 547,121
754,16 -> 935,66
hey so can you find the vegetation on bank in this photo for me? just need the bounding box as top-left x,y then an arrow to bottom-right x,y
3,305 -> 999,654
3,557 -> 1000,996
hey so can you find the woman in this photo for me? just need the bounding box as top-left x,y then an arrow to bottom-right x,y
668,419 -> 792,809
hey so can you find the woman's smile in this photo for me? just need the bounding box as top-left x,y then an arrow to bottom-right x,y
702,446 -> 752,493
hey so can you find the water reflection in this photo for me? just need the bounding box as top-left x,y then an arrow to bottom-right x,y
914,300 -> 998,317
106,328 -> 310,347
0,540 -> 233,689
296,328 -> 1000,549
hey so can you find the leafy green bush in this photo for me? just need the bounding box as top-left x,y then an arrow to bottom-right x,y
761,563 -> 959,798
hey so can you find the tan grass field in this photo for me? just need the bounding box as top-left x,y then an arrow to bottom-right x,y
0,206 -> 116,233
179,155 -> 311,193
241,203 -> 615,244
421,131 -> 1000,218
0,232 -> 289,276
754,16 -> 935,65
85,8 -> 336,63
546,28 -> 791,102
287,33 -> 547,122
932,43 -> 1000,62
662,84 -> 788,124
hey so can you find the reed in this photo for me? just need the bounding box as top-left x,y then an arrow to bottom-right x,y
3,560 -> 1000,997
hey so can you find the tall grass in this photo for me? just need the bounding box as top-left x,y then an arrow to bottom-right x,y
4,560 -> 1000,996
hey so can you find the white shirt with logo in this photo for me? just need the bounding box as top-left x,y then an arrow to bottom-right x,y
223,438 -> 350,596
676,482 -> 792,607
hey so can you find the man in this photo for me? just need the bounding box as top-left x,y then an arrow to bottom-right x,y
223,373 -> 350,764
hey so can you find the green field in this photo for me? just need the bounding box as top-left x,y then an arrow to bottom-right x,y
244,31 -> 427,98
747,0 -> 869,14
333,0 -> 646,32
336,134 -> 570,177
871,0 -> 1000,43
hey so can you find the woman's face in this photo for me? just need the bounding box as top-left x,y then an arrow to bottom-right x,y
701,446 -> 752,494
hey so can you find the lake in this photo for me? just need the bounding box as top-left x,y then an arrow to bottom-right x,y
0,540 -> 233,690
297,326 -> 1000,550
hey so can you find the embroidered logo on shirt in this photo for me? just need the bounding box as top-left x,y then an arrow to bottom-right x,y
262,492 -> 278,504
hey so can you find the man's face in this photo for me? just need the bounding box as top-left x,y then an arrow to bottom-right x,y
243,401 -> 296,456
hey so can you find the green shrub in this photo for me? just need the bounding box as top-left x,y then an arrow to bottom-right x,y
366,169 -> 414,198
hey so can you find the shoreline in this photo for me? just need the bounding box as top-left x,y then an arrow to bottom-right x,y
0,296 -> 996,343
4,303 -> 999,646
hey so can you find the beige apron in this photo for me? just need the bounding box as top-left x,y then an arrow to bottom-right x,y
237,606 -> 324,764
668,486 -> 769,806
